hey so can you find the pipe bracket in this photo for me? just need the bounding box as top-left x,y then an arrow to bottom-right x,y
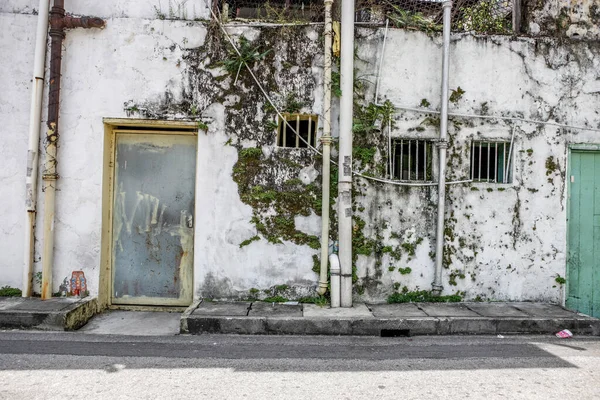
435,140 -> 449,149
320,135 -> 333,145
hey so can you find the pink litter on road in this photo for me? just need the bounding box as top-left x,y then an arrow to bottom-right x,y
555,329 -> 573,338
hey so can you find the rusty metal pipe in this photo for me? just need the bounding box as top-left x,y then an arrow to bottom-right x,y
41,0 -> 105,299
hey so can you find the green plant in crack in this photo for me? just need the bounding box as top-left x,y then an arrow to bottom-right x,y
449,87 -> 465,104
331,71 -> 342,97
352,146 -> 377,168
220,35 -> 271,79
387,5 -> 442,34
353,100 -> 395,136
0,286 -> 22,297
299,295 -> 328,307
263,295 -> 289,303
197,121 -> 209,132
388,290 -> 462,303
265,120 -> 279,131
282,93 -> 305,114
555,275 -> 566,285
455,1 -> 511,34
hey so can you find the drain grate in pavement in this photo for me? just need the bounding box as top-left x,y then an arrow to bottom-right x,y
381,329 -> 411,337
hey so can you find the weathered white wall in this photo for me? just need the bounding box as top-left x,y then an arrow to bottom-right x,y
0,12 -> 37,289
1,2 -> 322,298
194,104 -> 320,298
354,29 -> 600,302
0,0 -> 210,20
2,1 -> 600,303
37,17 -> 210,297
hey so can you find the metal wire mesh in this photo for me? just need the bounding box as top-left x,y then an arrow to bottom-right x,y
216,0 -> 325,22
214,0 -> 513,34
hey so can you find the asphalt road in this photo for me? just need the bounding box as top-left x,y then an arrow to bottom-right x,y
0,332 -> 599,400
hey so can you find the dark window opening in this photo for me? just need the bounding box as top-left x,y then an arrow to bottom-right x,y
220,0 -> 323,21
392,139 -> 433,181
277,115 -> 317,148
471,141 -> 512,183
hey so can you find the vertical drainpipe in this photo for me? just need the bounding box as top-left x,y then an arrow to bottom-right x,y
338,0 -> 355,307
317,0 -> 334,299
432,1 -> 452,296
22,0 -> 51,297
40,0 -> 105,299
40,1 -> 65,299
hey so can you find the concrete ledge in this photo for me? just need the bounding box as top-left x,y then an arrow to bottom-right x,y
183,301 -> 600,336
186,313 -> 600,336
63,297 -> 98,330
0,297 -> 98,331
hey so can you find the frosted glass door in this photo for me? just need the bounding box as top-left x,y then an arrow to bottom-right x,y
111,133 -> 196,306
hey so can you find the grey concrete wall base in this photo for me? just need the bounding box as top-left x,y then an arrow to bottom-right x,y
186,315 -> 600,336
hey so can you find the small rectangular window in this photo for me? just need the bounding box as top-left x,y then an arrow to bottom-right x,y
392,139 -> 433,181
277,114 -> 317,148
471,141 -> 512,183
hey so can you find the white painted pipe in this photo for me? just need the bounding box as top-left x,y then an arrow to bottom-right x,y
504,127 -> 516,183
317,0 -> 334,297
374,19 -> 389,105
22,0 -> 50,297
329,253 -> 341,308
338,0 -> 355,308
433,1 -> 452,296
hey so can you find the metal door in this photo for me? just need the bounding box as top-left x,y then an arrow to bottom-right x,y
567,149 -> 600,317
111,132 -> 196,306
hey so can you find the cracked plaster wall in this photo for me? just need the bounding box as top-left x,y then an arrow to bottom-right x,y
523,0 -> 600,39
0,0 -> 210,20
359,29 -> 600,302
2,3 -> 600,303
0,12 -> 38,289
0,5 -> 321,299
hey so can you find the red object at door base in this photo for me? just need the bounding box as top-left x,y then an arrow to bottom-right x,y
70,271 -> 87,296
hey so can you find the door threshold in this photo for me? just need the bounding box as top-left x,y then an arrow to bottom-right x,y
109,304 -> 188,313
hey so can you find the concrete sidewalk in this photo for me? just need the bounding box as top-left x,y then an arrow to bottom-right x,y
0,296 -> 97,331
183,301 -> 600,336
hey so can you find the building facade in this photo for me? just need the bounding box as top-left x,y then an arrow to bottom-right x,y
1,0 -> 599,316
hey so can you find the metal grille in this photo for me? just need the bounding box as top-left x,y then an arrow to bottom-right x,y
471,141 -> 512,183
213,0 -> 512,32
216,0 -> 325,22
277,114 -> 317,148
392,139 -> 433,181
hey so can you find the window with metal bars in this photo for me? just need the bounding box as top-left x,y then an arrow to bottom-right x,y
391,139 -> 433,181
276,114 -> 317,148
471,141 -> 512,183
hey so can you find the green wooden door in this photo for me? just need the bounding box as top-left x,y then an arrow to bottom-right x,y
567,150 -> 600,317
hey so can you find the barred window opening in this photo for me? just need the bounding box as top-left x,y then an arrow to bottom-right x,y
392,139 -> 433,181
471,141 -> 512,183
277,114 -> 317,148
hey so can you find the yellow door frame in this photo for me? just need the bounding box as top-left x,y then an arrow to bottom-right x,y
99,118 -> 199,310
